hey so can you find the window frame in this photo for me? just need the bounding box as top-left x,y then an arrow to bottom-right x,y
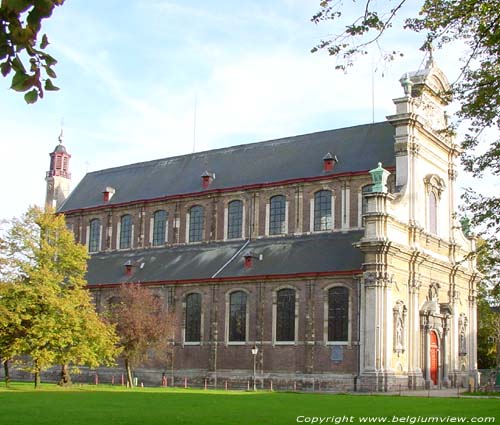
313,190 -> 333,231
88,218 -> 101,253
188,205 -> 205,243
119,214 -> 133,250
227,200 -> 243,240
327,286 -> 349,343
184,292 -> 202,344
227,290 -> 248,344
274,287 -> 297,344
152,210 -> 168,246
269,195 -> 286,236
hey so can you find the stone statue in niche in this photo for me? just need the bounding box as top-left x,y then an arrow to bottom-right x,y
459,314 -> 468,355
393,301 -> 407,354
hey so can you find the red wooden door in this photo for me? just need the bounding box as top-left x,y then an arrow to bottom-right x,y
430,331 -> 438,385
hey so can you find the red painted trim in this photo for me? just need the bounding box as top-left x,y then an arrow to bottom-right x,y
62,167 -> 396,215
86,269 -> 362,289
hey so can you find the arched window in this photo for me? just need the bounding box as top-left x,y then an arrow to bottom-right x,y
189,206 -> 204,242
227,200 -> 243,239
229,291 -> 247,342
269,195 -> 286,235
120,214 -> 132,249
153,210 -> 168,246
328,287 -> 349,342
429,191 -> 437,234
276,288 -> 295,342
88,218 -> 101,253
314,190 -> 332,231
185,293 -> 202,342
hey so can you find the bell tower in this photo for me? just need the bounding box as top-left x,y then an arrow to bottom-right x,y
45,130 -> 72,210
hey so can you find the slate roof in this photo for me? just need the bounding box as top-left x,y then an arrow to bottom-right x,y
85,231 -> 364,286
60,122 -> 395,212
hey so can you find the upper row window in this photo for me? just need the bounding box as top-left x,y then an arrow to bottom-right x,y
153,210 -> 168,246
314,190 -> 332,231
270,195 -> 286,235
120,214 -> 132,249
189,205 -> 204,242
89,218 -> 101,253
227,200 -> 243,239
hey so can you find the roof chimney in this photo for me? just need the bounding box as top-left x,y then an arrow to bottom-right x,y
124,260 -> 135,276
243,250 -> 262,269
103,186 -> 116,202
323,153 -> 338,172
201,171 -> 215,189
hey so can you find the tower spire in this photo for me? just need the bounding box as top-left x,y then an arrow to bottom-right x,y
45,130 -> 72,211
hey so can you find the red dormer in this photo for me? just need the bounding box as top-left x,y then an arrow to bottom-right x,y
323,152 -> 338,172
124,260 -> 135,276
201,171 -> 215,189
102,186 -> 116,202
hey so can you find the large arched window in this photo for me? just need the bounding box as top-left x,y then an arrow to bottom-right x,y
229,291 -> 247,342
153,210 -> 168,246
88,218 -> 101,253
185,293 -> 202,342
429,191 -> 437,234
269,195 -> 286,235
314,190 -> 332,231
276,288 -> 295,342
328,287 -> 349,342
189,206 -> 204,242
227,200 -> 243,239
119,214 -> 132,249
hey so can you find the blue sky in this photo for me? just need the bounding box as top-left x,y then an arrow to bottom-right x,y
0,0 -> 496,221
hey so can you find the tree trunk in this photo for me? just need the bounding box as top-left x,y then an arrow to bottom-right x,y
58,364 -> 72,386
3,359 -> 10,387
34,360 -> 41,389
125,358 -> 134,388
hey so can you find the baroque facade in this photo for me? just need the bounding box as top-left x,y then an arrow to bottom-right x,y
47,61 -> 479,391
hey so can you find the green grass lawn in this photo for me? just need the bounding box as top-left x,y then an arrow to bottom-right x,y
0,382 -> 498,425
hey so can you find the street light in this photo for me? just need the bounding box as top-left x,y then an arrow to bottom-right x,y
251,345 -> 258,391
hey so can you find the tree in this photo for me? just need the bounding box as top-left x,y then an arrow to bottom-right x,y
107,284 -> 176,388
476,240 -> 500,370
0,0 -> 65,103
0,206 -> 120,388
311,1 -> 500,287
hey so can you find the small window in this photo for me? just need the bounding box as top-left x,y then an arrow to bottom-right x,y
120,214 -> 132,249
189,206 -> 204,242
429,191 -> 437,234
328,287 -> 349,342
88,218 -> 101,253
229,291 -> 247,342
276,288 -> 295,342
227,200 -> 243,239
314,190 -> 332,231
269,195 -> 286,235
153,210 -> 168,246
185,293 -> 202,342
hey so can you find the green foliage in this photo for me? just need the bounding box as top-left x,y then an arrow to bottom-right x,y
0,206 -> 120,387
312,0 -> 500,293
0,0 -> 64,103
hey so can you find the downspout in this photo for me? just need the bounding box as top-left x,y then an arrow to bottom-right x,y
211,239 -> 250,278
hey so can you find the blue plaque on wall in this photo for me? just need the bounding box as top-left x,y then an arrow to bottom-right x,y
331,345 -> 343,362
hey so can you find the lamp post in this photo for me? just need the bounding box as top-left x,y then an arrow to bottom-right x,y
251,345 -> 258,391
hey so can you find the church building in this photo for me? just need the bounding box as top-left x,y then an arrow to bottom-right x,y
46,61 -> 479,391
